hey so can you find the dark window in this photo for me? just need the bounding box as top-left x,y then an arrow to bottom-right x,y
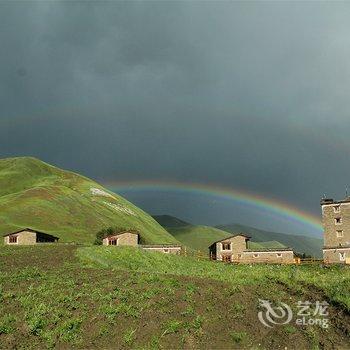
222,243 -> 231,250
9,235 -> 17,243
334,205 -> 341,213
335,217 -> 342,224
109,239 -> 117,245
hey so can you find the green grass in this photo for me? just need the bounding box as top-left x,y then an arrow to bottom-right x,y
0,157 -> 178,245
1,245 -> 349,349
153,215 -> 190,228
167,225 -> 233,253
78,246 -> 350,311
248,240 -> 286,249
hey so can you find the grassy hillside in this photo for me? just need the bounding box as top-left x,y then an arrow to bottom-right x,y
1,245 -> 349,349
0,157 -> 178,245
167,225 -> 232,253
79,246 -> 350,311
153,215 -> 190,227
168,224 -> 289,253
218,223 -> 323,258
248,240 -> 286,249
167,225 -> 286,254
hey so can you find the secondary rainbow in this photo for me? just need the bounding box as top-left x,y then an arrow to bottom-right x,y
105,180 -> 322,233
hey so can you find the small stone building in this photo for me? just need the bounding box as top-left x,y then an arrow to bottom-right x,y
321,197 -> 350,264
209,234 -> 251,262
209,234 -> 294,264
102,231 -> 139,246
141,244 -> 182,255
3,228 -> 59,245
102,230 -> 182,254
238,248 -> 295,264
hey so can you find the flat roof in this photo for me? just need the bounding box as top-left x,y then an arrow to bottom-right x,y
323,245 -> 350,250
321,197 -> 350,205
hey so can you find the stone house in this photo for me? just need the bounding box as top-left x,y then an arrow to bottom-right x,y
3,228 -> 59,245
209,234 -> 250,262
209,234 -> 295,264
102,231 -> 182,254
321,197 -> 350,264
102,231 -> 139,246
141,244 -> 182,255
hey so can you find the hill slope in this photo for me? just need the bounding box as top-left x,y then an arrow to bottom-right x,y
217,223 -> 323,257
156,216 -> 288,254
168,225 -> 287,254
0,157 -> 178,245
152,215 -> 190,228
167,225 -> 233,253
154,215 -> 322,257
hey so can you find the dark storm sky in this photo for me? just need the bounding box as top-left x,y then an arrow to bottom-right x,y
1,1 -> 350,224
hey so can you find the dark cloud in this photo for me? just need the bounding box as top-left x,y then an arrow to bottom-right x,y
1,1 -> 350,227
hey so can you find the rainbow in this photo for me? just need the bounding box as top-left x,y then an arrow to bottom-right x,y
104,180 -> 323,234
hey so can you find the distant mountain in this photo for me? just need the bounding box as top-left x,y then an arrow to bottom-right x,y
217,223 -> 323,258
0,157 -> 179,245
153,215 -> 191,228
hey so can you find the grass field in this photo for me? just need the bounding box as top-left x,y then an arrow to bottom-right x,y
0,245 -> 349,349
0,157 -> 178,245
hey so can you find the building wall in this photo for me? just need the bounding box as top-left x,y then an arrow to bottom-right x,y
323,247 -> 350,264
321,202 -> 350,247
4,230 -> 37,245
102,232 -> 138,246
141,246 -> 181,255
216,235 -> 248,261
238,250 -> 295,264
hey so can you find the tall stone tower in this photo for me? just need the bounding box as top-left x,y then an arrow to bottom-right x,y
321,197 -> 350,263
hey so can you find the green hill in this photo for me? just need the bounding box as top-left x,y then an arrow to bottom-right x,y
0,157 -> 178,245
161,219 -> 287,254
167,225 -> 233,253
217,223 -> 323,258
153,215 -> 190,228
155,215 -> 322,257
248,240 -> 286,249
